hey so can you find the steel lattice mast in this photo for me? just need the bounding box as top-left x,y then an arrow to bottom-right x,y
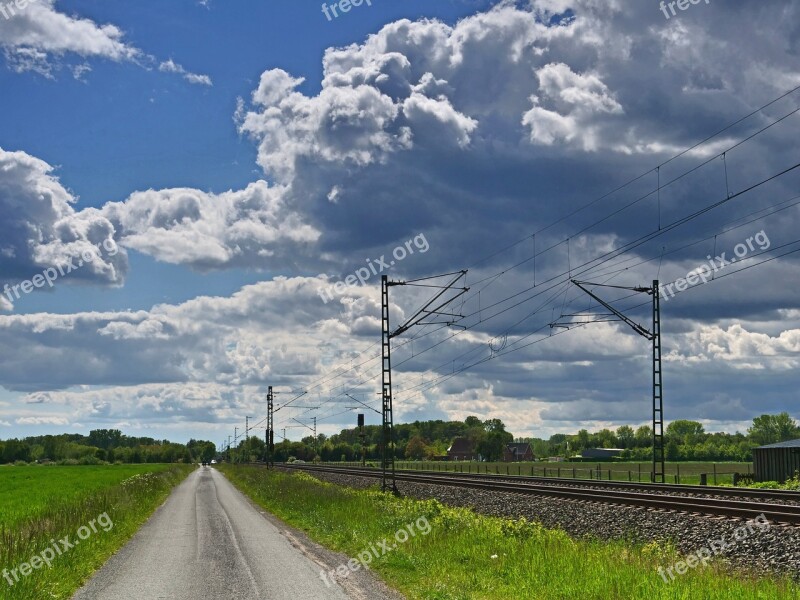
381,271 -> 469,493
555,280 -> 665,483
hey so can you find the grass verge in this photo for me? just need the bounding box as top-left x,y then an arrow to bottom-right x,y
219,464 -> 798,600
0,463 -> 195,599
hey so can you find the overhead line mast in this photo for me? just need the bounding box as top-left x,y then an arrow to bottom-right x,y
266,386 -> 274,467
381,271 -> 469,493
554,280 -> 665,483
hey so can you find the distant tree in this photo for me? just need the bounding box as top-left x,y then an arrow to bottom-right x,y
748,413 -> 799,445
88,429 -> 123,450
665,439 -> 680,461
42,435 -> 60,460
666,420 -> 705,445
200,443 -> 216,463
532,439 -> 550,458
575,429 -> 590,450
158,445 -> 174,463
464,416 -> 483,428
616,426 -> 635,448
332,443 -> 354,462
2,439 -> 31,463
477,431 -> 512,461
424,440 -> 448,459
405,436 -> 427,460
634,426 -> 652,447
483,418 -> 508,433
593,429 -> 618,448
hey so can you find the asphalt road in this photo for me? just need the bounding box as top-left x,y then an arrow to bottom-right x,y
73,467 -> 395,600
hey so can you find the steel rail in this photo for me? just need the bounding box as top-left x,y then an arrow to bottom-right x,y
286,463 -> 800,501
281,464 -> 800,525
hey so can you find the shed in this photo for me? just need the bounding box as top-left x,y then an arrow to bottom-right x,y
753,439 -> 800,483
581,448 -> 624,460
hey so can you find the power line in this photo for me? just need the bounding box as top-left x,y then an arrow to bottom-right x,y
241,87 -> 800,441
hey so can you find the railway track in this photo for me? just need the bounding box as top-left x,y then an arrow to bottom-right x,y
286,463 -> 800,501
282,464 -> 800,525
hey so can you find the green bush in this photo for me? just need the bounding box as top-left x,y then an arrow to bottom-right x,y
737,471 -> 800,490
77,456 -> 107,466
780,472 -> 800,490
748,481 -> 782,489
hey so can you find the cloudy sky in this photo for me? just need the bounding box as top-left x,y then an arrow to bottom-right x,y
1,0 -> 799,446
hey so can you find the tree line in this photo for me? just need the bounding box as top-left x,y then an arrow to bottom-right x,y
0,430 -> 216,465
225,416 -> 514,463
521,413 -> 798,462
3,412 -> 795,466
230,413 -> 798,464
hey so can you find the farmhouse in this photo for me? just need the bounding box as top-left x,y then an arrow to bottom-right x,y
447,438 -> 477,461
503,442 -> 534,462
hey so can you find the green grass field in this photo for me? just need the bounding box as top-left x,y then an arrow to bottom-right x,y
220,465 -> 796,600
0,463 -> 194,600
0,464 -> 181,530
333,460 -> 752,486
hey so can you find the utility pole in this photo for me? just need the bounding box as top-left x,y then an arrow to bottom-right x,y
313,416 -> 317,457
234,427 -> 238,464
381,271 -> 469,493
381,275 -> 395,493
245,416 -> 250,464
227,435 -> 231,462
358,414 -> 366,466
651,281 -> 664,484
266,386 -> 274,467
554,280 -> 665,483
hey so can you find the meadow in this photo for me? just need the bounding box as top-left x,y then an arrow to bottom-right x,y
220,465 -> 797,600
0,463 -> 194,600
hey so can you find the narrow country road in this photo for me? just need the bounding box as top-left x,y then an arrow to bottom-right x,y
73,467 -> 393,600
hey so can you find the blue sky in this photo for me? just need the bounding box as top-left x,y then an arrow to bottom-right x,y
0,0 -> 493,314
0,0 -> 799,445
